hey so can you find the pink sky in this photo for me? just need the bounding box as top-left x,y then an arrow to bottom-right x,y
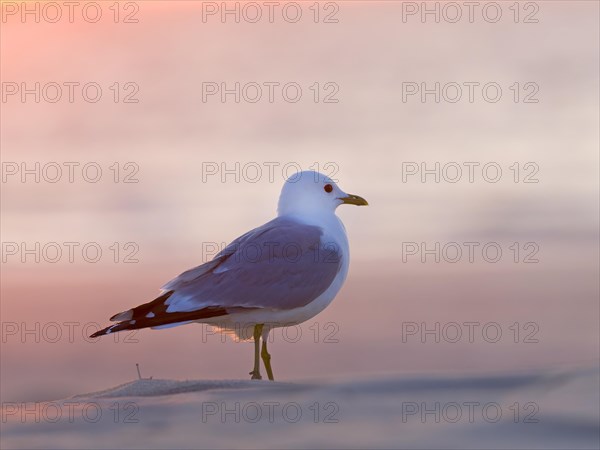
1,1 -> 598,401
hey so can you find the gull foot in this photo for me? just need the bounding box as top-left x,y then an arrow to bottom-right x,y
249,370 -> 262,380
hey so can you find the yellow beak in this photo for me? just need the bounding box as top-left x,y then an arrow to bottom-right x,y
339,194 -> 369,206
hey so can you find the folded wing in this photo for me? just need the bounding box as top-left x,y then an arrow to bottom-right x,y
163,216 -> 343,312
91,217 -> 342,337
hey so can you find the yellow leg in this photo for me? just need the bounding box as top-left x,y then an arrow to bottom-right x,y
249,324 -> 263,380
261,340 -> 274,381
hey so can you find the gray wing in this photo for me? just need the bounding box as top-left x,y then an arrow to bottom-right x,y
93,217 -> 343,337
161,216 -> 343,313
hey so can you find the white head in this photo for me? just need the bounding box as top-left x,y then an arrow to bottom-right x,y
277,170 -> 368,217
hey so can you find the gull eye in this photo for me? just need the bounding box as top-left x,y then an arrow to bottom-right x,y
324,184 -> 333,193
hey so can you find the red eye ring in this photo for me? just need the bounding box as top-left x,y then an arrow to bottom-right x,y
324,184 -> 333,193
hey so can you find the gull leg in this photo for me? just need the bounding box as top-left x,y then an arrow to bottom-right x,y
261,340 -> 274,381
249,324 -> 263,380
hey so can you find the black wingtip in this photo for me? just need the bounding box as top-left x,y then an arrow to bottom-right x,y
89,329 -> 106,338
89,324 -> 118,338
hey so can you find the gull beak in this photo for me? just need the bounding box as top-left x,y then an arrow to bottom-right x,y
339,193 -> 369,206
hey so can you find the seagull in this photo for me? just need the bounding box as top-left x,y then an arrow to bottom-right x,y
90,171 -> 368,381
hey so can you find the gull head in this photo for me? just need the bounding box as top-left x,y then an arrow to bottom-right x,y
277,170 -> 368,217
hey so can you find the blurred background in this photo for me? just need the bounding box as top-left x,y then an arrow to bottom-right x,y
1,0 -> 598,411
